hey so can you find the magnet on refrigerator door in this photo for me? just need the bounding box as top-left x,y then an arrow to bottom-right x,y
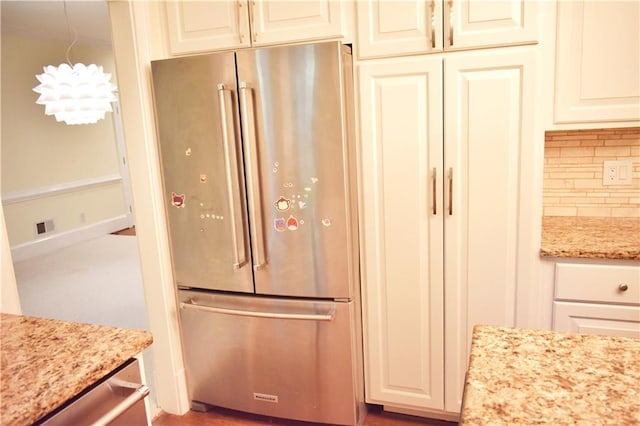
274,196 -> 291,212
274,218 -> 286,232
287,216 -> 299,231
171,192 -> 186,208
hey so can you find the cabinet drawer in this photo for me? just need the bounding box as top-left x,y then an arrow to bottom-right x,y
555,263 -> 640,305
553,301 -> 640,338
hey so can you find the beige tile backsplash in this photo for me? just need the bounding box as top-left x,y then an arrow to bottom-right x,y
543,127 -> 640,218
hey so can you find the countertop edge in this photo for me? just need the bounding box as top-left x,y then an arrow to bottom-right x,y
540,216 -> 640,261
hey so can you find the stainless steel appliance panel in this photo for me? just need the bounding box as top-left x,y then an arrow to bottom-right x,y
151,53 -> 253,293
236,43 -> 356,299
179,289 -> 359,425
39,359 -> 148,426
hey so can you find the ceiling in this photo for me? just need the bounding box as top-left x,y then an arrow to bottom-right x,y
1,0 -> 112,45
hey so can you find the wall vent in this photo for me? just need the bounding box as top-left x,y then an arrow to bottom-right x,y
36,219 -> 55,236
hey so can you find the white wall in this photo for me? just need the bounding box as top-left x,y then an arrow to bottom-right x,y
1,210 -> 20,314
1,33 -> 129,253
107,1 -> 190,414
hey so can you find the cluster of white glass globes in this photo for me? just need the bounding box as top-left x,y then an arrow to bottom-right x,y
33,63 -> 117,125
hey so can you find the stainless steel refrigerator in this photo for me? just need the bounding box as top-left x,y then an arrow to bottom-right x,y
150,42 -> 364,425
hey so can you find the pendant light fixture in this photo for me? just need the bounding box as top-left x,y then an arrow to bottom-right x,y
32,1 -> 117,125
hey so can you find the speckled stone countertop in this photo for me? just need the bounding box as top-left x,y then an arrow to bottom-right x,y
0,313 -> 152,425
460,325 -> 640,425
541,216 -> 640,260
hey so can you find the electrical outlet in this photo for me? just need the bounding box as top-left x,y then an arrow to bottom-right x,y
602,160 -> 633,186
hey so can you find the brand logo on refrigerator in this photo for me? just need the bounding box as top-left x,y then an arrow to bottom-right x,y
253,392 -> 278,403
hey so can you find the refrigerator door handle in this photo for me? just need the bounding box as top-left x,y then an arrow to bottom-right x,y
180,299 -> 336,321
217,83 -> 247,270
239,81 -> 267,270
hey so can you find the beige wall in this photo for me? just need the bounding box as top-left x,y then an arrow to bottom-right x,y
1,33 -> 127,246
543,127 -> 640,217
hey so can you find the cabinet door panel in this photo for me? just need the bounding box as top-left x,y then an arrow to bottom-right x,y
554,1 -> 640,123
165,0 -> 251,54
251,1 -> 344,46
356,0 -> 442,58
358,57 -> 444,410
445,0 -> 538,50
443,49 -> 536,413
356,1 -> 537,59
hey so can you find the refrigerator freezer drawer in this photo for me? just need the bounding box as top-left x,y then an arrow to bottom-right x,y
179,290 -> 360,425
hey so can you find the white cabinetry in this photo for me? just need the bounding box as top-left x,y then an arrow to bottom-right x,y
359,56 -> 444,410
358,47 -> 536,415
165,0 -> 348,55
165,1 -> 250,53
554,1 -> 640,123
356,0 -> 538,59
553,263 -> 640,338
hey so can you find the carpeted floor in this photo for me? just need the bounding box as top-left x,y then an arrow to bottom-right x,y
14,233 -> 147,329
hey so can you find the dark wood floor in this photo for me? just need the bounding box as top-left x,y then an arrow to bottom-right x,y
112,226 -> 136,236
152,405 -> 456,426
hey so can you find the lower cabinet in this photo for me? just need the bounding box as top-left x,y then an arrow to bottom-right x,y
357,47 -> 537,415
553,262 -> 640,338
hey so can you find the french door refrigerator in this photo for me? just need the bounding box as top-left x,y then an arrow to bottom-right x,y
150,42 -> 364,425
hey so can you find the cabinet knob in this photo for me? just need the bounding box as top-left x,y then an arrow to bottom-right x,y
618,283 -> 629,292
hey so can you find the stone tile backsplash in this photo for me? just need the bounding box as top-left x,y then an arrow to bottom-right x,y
543,127 -> 640,217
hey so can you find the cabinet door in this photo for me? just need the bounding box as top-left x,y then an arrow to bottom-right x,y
249,1 -> 345,46
554,1 -> 640,123
356,0 -> 443,58
445,0 -> 538,51
554,302 -> 640,338
356,0 -> 537,59
443,48 -> 536,413
165,0 -> 251,55
358,57 -> 444,410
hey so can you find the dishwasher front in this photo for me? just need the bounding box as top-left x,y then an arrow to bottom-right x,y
178,289 -> 362,425
37,358 -> 149,426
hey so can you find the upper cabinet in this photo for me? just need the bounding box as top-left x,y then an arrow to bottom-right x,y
554,1 -> 640,124
250,1 -> 345,46
165,0 -> 349,55
356,0 -> 538,59
165,1 -> 251,53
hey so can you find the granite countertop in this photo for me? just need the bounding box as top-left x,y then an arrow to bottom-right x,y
460,325 -> 640,425
541,216 -> 640,260
0,313 -> 153,425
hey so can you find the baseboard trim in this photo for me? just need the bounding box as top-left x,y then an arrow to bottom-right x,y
10,215 -> 133,262
383,405 -> 460,422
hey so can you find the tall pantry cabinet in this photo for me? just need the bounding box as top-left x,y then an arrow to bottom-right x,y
356,0 -> 538,416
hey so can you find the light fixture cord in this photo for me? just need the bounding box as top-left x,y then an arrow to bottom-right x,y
63,0 -> 78,66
